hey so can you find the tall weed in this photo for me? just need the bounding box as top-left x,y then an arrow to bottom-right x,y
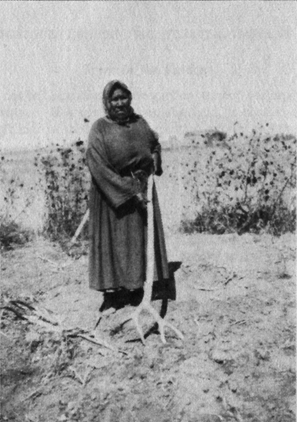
179,128 -> 296,235
35,140 -> 89,242
0,156 -> 34,249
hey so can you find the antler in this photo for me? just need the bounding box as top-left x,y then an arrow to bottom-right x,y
122,175 -> 184,344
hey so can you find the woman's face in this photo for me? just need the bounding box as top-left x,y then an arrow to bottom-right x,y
109,88 -> 131,121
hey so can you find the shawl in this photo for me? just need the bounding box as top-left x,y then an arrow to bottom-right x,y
102,80 -> 134,124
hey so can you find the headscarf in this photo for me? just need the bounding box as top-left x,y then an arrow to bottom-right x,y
102,80 -> 134,124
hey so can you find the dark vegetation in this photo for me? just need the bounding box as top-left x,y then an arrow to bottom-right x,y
179,128 -> 296,236
0,162 -> 34,250
0,220 -> 32,251
34,140 -> 89,243
0,127 -> 296,250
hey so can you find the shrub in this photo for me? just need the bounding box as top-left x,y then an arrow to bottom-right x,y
178,128 -> 296,235
35,140 -> 89,242
0,220 -> 33,251
0,157 -> 34,250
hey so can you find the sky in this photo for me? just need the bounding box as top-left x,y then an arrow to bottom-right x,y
0,1 -> 296,151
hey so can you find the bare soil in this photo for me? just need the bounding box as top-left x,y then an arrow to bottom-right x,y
0,232 -> 296,422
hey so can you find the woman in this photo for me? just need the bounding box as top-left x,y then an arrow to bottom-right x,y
86,80 -> 171,308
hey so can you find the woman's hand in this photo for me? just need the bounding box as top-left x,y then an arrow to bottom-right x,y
133,170 -> 148,192
135,192 -> 148,210
132,170 -> 149,209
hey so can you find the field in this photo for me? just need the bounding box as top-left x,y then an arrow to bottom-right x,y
1,232 -> 295,422
0,130 -> 296,422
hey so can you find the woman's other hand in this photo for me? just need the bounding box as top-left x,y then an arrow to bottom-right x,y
135,193 -> 148,210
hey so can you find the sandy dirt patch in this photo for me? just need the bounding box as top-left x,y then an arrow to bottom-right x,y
0,232 -> 295,422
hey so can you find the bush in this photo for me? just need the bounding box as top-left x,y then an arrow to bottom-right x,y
0,220 -> 33,251
0,156 -> 34,250
35,140 -> 89,242
178,128 -> 296,235
180,199 -> 296,236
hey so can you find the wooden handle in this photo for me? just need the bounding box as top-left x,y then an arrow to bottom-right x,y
70,209 -> 90,244
143,174 -> 155,301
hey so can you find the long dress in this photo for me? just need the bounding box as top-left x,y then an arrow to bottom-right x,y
86,114 -> 169,292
